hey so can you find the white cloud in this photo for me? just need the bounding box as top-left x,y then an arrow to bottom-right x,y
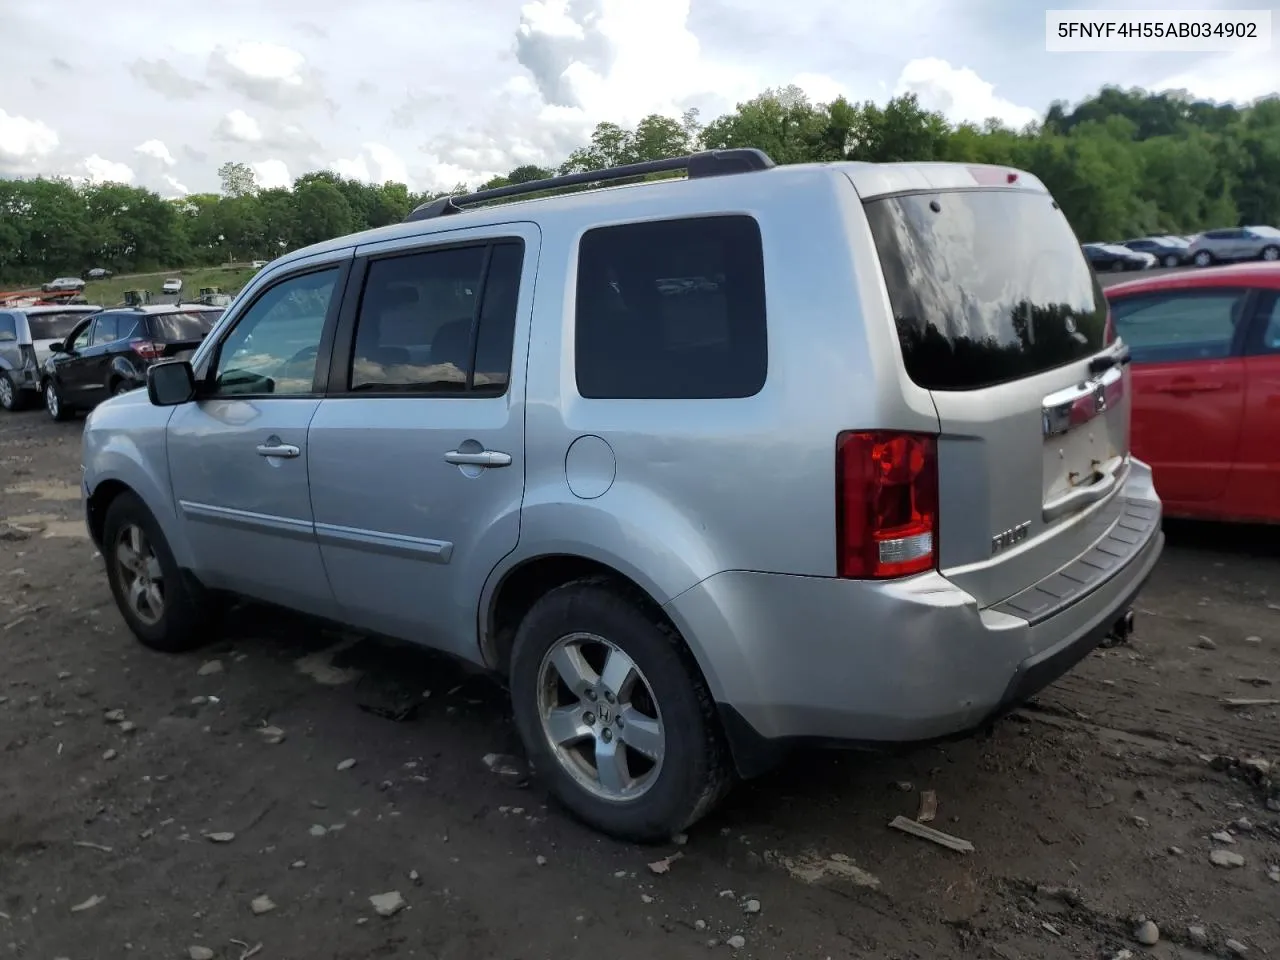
894,57 -> 1039,128
135,139 -> 177,165
251,159 -> 292,190
162,174 -> 189,196
215,109 -> 264,143
330,143 -> 410,185
82,154 -> 136,184
0,109 -> 59,168
1155,48 -> 1280,106
209,41 -> 324,108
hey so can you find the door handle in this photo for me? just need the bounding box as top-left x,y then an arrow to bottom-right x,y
444,449 -> 512,467
256,442 -> 301,459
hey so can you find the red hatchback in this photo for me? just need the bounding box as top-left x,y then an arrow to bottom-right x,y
1105,262 -> 1280,523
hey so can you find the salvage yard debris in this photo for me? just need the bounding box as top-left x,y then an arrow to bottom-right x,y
647,851 -> 683,875
888,815 -> 975,853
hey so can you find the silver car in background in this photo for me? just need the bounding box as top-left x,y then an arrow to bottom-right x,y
1188,225 -> 1280,266
81,153 -> 1163,841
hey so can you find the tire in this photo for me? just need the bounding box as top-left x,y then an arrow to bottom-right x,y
44,379 -> 73,422
1262,245 -> 1279,262
1163,254 -> 1180,268
509,578 -> 732,842
111,380 -> 134,398
0,371 -> 27,411
1194,250 -> 1213,267
102,491 -> 220,652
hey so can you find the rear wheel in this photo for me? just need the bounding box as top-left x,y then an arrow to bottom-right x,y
111,380 -> 134,398
1262,245 -> 1279,262
102,491 -> 220,652
509,579 -> 732,842
1163,254 -> 1180,268
1110,260 -> 1126,272
0,372 -> 26,411
44,379 -> 72,421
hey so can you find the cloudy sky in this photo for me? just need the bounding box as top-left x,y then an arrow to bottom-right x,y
0,0 -> 1276,197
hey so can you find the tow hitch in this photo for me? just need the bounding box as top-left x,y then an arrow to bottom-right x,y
1101,608 -> 1136,648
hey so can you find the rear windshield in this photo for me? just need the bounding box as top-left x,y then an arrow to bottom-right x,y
27,312 -> 95,341
147,313 -> 217,341
865,189 -> 1107,392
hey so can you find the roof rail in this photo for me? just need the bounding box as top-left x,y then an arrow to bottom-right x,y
404,148 -> 776,223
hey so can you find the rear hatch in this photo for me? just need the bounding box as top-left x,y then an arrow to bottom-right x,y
861,172 -> 1130,609
142,312 -> 219,361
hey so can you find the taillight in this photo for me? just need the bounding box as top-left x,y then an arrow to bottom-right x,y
130,339 -> 163,360
836,431 -> 939,579
1103,304 -> 1116,345
19,344 -> 38,371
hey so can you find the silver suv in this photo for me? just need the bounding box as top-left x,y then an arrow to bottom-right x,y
81,151 -> 1164,841
1188,225 -> 1280,266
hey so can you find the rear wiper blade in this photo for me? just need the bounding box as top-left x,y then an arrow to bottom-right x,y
1089,345 -> 1131,374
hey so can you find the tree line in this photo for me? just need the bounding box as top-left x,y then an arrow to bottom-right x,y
2,85 -> 1278,284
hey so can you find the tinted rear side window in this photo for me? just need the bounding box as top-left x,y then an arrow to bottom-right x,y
865,190 -> 1107,391
147,313 -> 216,341
26,312 -> 96,341
575,215 -> 767,399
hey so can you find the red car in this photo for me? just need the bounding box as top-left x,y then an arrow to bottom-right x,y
1105,262 -> 1280,523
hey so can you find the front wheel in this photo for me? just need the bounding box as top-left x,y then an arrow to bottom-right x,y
1110,260 -> 1127,273
102,491 -> 220,652
44,379 -> 72,421
1194,250 -> 1213,267
1163,254 -> 1180,268
509,580 -> 732,842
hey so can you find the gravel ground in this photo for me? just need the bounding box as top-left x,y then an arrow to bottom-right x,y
1,407 -> 1278,960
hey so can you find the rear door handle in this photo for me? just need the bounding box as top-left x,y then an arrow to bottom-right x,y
444,449 -> 512,467
256,442 -> 301,459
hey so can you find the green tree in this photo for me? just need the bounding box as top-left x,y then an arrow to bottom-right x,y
218,161 -> 257,198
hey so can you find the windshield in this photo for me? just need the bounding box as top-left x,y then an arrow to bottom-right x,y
866,188 -> 1107,392
27,312 -> 96,341
148,313 -> 217,341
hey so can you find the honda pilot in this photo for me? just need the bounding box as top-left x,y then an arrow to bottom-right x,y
80,151 -> 1163,841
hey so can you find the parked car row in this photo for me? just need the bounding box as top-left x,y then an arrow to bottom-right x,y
1084,227 -> 1280,273
0,303 -> 222,419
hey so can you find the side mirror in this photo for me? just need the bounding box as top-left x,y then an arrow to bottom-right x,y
147,360 -> 197,406
49,342 -> 65,354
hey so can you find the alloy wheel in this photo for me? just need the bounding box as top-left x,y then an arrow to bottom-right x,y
536,632 -> 665,802
0,376 -> 13,410
114,523 -> 165,626
45,383 -> 58,418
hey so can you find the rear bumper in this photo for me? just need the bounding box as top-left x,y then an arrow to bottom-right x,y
664,462 -> 1163,777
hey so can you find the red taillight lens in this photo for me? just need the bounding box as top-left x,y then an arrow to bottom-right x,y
1103,305 -> 1116,345
129,339 -> 163,360
836,431 -> 939,579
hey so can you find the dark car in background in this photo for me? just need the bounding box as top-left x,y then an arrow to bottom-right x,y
1083,242 -> 1155,272
1121,236 -> 1192,267
41,304 -> 223,421
0,305 -> 103,411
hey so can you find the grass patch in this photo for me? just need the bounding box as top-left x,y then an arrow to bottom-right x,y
83,265 -> 260,306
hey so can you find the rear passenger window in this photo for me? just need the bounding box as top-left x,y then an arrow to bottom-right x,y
350,241 -> 522,395
1110,290 -> 1244,363
0,314 -> 15,342
574,215 -> 767,399
90,315 -> 119,345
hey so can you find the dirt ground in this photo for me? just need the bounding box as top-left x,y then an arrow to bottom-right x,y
1,407 -> 1277,960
